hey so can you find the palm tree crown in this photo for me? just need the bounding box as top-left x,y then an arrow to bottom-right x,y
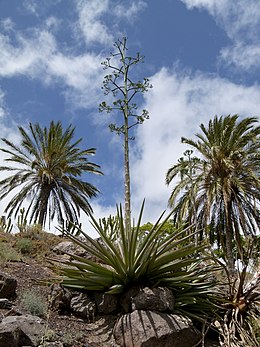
166,115 -> 260,272
0,121 -> 102,227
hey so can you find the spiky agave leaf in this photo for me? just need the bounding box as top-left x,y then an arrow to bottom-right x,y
50,201 -> 220,319
214,255 -> 260,346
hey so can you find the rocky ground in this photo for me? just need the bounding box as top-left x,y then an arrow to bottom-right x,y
1,259 -> 118,346
0,232 -> 118,346
0,231 -> 220,347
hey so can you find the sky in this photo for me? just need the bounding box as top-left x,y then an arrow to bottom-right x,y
0,0 -> 260,237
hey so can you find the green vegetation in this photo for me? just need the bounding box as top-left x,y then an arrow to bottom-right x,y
166,115 -> 260,273
21,289 -> 48,317
54,201 -> 219,320
0,37 -> 258,345
215,245 -> 260,347
0,121 -> 102,227
100,37 -> 152,231
15,238 -> 33,254
0,241 -> 21,262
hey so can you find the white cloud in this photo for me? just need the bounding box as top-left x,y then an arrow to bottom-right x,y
0,90 -> 7,118
131,67 -> 260,223
114,1 -> 147,22
23,0 -> 39,16
0,30 -> 56,77
0,18 -> 15,32
181,0 -> 260,70
76,0 -> 113,45
220,43 -> 260,71
0,1 -> 148,111
0,24 -> 105,109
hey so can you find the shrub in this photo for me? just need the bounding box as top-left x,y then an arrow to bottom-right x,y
51,201 -> 219,321
0,241 -> 21,262
215,260 -> 260,347
16,238 -> 32,254
21,289 -> 48,317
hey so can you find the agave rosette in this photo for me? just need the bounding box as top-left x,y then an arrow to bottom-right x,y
51,201 -> 219,318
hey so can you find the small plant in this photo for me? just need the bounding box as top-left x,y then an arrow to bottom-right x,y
16,238 -> 32,254
17,208 -> 28,233
21,289 -> 48,317
214,244 -> 260,347
40,328 -> 56,346
61,332 -> 85,346
0,242 -> 21,262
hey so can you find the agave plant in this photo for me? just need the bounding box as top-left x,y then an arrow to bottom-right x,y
51,201 -> 219,319
215,246 -> 260,347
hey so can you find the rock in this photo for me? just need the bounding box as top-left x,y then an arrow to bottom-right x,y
39,342 -> 63,347
0,314 -> 45,347
49,284 -> 72,314
52,241 -> 88,257
119,286 -> 141,313
0,298 -> 12,309
131,287 -> 174,312
0,272 -> 17,298
113,310 -> 201,347
52,239 -> 104,263
70,293 -> 96,320
94,292 -> 118,314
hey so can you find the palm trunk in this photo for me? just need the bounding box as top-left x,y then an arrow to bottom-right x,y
37,186 -> 51,227
223,192 -> 235,274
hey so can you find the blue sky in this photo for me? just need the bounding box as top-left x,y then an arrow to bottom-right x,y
0,0 -> 260,236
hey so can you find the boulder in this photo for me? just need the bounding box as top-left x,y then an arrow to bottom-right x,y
52,239 -> 104,263
0,272 -> 17,298
131,287 -> 174,312
70,293 -> 96,321
0,298 -> 12,309
94,292 -> 118,314
39,342 -> 63,347
52,241 -> 88,258
0,314 -> 45,347
49,284 -> 72,314
119,286 -> 141,313
113,310 -> 201,347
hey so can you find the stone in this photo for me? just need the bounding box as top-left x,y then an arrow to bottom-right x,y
131,287 -> 174,312
113,310 -> 201,347
94,292 -> 118,314
0,272 -> 17,298
0,314 -> 45,347
49,284 -> 72,314
0,298 -> 12,309
39,342 -> 63,347
52,239 -> 104,263
52,241 -> 88,257
119,286 -> 141,313
70,293 -> 96,320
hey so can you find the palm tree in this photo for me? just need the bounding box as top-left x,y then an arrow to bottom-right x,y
166,115 -> 260,272
0,121 -> 102,228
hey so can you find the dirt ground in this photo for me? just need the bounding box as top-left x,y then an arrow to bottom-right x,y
1,258 -> 118,347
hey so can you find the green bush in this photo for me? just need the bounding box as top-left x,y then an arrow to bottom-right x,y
53,201 -> 219,320
0,242 -> 21,262
21,289 -> 47,317
16,238 -> 32,254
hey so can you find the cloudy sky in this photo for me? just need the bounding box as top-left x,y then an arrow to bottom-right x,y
0,0 -> 260,236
